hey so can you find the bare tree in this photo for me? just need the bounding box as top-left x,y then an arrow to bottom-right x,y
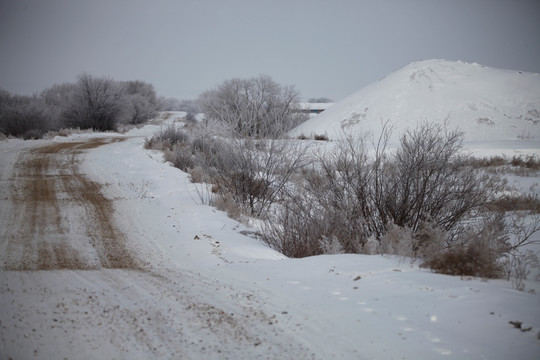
40,82 -> 78,129
62,73 -> 122,131
198,75 -> 303,138
0,91 -> 51,139
118,80 -> 158,124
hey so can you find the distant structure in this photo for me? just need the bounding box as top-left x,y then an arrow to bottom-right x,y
298,103 -> 334,115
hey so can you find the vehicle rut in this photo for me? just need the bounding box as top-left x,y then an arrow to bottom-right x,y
1,137 -> 140,271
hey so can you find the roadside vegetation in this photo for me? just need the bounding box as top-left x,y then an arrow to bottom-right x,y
3,72 -> 538,291
146,75 -> 540,292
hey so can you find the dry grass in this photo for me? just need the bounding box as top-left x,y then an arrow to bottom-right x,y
465,155 -> 540,176
421,245 -> 502,278
213,192 -> 245,222
187,166 -> 206,183
488,195 -> 540,213
160,112 -> 173,120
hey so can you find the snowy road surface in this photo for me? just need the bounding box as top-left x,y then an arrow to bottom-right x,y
1,121 -> 539,359
0,135 -> 311,359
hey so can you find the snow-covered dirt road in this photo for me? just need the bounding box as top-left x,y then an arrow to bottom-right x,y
0,135 -> 312,359
1,122 -> 539,359
1,137 -> 139,271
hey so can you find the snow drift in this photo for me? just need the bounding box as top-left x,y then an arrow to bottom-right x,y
291,60 -> 540,144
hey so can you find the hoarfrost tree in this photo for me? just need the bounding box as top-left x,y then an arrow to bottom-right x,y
198,75 -> 305,138
40,82 -> 78,129
62,73 -> 122,131
0,91 -> 51,139
118,80 -> 158,124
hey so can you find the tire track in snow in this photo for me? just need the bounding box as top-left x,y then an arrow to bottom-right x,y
1,137 -> 140,271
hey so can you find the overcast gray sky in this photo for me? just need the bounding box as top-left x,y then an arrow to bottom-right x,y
1,0 -> 539,101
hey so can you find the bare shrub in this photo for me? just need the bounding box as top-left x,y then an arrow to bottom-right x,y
185,112 -> 197,125
261,198 -> 326,258
510,155 -> 540,170
465,155 -> 507,169
421,213 -> 509,278
205,138 -> 309,217
502,251 -> 534,291
165,145 -> 195,171
413,221 -> 447,261
261,122 -> 506,270
499,210 -> 540,290
159,125 -> 189,146
364,236 -> 380,255
320,236 -> 345,255
187,166 -> 206,183
489,193 -> 540,213
314,134 -> 329,141
421,246 -> 482,277
380,223 -> 414,257
260,135 -> 371,257
380,123 -> 494,235
213,192 -> 245,222
145,125 -> 189,150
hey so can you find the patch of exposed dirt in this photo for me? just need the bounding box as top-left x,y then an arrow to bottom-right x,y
1,137 -> 140,271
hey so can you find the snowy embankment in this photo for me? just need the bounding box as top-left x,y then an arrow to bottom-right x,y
55,119 -> 540,358
1,119 -> 539,358
291,59 -> 540,148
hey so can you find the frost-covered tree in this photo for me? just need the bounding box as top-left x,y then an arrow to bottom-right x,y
0,91 -> 51,139
118,80 -> 158,124
198,75 -> 305,138
62,73 -> 122,131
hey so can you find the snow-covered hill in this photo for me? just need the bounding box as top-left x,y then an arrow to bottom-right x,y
291,60 -> 540,145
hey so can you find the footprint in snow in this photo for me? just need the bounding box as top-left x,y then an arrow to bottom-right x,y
330,290 -> 348,300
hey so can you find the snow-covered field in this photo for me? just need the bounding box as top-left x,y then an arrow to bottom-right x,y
1,119 -> 539,359
2,59 -> 540,359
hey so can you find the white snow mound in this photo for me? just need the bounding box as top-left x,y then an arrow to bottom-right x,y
291,59 -> 540,144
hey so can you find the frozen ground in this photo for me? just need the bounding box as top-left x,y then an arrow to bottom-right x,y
1,116 -> 539,359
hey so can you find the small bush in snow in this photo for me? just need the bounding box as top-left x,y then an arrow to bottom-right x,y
314,134 -> 329,141
165,145 -> 195,171
213,192 -> 246,222
421,214 -> 509,278
145,125 -> 189,150
380,223 -> 414,257
320,236 -> 345,255
187,166 -> 206,183
185,112 -> 197,125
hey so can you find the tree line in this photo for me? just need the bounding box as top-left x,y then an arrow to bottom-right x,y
0,73 -> 158,139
